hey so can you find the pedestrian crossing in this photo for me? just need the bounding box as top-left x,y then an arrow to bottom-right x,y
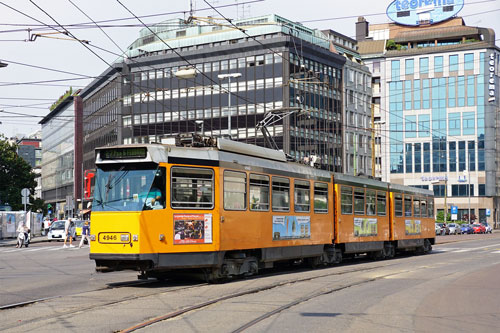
0,245 -> 89,254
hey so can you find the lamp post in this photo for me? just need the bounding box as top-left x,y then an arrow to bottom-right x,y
464,169 -> 471,223
217,73 -> 242,139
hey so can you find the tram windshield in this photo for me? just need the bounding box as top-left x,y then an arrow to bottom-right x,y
93,164 -> 166,212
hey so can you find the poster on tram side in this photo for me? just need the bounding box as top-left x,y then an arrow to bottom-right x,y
272,215 -> 311,240
173,213 -> 212,244
405,219 -> 421,235
353,218 -> 378,237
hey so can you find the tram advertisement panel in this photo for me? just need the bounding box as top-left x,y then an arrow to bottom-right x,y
353,218 -> 378,237
173,214 -> 212,244
405,219 -> 421,235
272,216 -> 311,240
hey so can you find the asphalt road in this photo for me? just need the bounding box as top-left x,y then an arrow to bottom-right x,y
1,233 -> 500,332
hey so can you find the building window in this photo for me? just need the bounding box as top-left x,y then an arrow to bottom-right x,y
467,76 -> 475,106
405,59 -> 414,75
414,79 -> 421,109
464,53 -> 474,71
448,113 -> 461,136
420,57 -> 429,74
458,76 -> 465,107
479,184 -> 485,196
414,143 -> 421,173
373,60 -> 380,73
468,141 -> 476,172
478,139 -> 485,171
404,80 -> 412,110
434,56 -> 443,73
451,184 -> 474,197
405,116 -> 416,138
449,142 -> 457,172
448,77 -> 456,107
449,55 -> 458,72
418,114 -> 430,137
463,112 -> 475,135
422,79 -> 430,109
423,142 -> 431,173
391,60 -> 400,80
459,141 -> 466,171
405,143 -> 413,173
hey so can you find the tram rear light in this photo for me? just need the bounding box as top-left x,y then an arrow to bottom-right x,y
133,234 -> 138,242
90,234 -> 96,241
121,234 -> 130,242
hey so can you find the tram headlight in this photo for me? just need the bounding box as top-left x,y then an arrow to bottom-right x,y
132,234 -> 138,242
90,234 -> 96,241
121,234 -> 130,242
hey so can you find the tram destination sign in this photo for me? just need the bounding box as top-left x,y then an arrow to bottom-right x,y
101,147 -> 147,160
387,0 -> 464,26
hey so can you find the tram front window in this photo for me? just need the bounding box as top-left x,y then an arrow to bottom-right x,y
93,165 -> 166,212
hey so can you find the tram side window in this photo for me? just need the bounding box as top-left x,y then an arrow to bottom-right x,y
272,177 -> 290,212
171,167 -> 214,209
223,171 -> 247,211
421,200 -> 428,217
314,182 -> 328,213
428,199 -> 434,217
413,198 -> 421,217
366,189 -> 376,216
395,194 -> 403,217
341,186 -> 353,214
404,196 -> 412,217
294,180 -> 310,212
249,174 -> 270,211
354,188 -> 365,215
377,191 -> 387,216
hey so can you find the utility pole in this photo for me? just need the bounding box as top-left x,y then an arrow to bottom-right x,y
371,103 -> 375,177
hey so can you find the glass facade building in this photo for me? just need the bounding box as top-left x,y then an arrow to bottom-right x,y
358,17 -> 500,224
81,15 -> 345,175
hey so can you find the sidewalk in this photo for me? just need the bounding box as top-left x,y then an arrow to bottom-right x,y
0,235 -> 50,247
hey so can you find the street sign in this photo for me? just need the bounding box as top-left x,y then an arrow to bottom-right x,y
486,209 -> 491,217
21,188 -> 30,197
451,206 -> 458,221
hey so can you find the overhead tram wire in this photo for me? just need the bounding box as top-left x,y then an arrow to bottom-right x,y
0,0 -> 265,34
22,1 -> 217,134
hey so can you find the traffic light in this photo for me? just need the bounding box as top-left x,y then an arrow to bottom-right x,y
84,170 -> 95,199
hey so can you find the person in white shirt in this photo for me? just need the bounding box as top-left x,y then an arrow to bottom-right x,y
63,218 -> 75,248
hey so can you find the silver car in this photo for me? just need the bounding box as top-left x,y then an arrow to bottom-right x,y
447,223 -> 462,235
47,220 -> 67,241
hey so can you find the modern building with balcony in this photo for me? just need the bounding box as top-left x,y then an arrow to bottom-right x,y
357,9 -> 499,223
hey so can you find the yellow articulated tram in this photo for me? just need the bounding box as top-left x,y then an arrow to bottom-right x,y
89,136 -> 434,281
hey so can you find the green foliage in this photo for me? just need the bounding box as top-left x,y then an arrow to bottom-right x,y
49,87 -> 73,111
0,136 -> 37,211
386,39 -> 397,50
435,211 -> 451,222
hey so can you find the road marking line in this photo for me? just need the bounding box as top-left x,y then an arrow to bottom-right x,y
453,249 -> 471,252
491,250 -> 500,254
24,248 -> 45,252
3,249 -> 21,253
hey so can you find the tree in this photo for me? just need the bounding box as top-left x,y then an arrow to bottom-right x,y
0,136 -> 37,211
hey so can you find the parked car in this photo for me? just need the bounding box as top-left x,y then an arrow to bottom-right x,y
447,223 -> 462,235
436,223 -> 450,235
47,220 -> 67,241
481,223 -> 493,234
471,224 -> 486,234
461,224 -> 474,234
435,223 -> 443,236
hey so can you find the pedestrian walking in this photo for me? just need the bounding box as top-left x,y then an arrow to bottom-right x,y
79,220 -> 90,248
63,218 -> 75,248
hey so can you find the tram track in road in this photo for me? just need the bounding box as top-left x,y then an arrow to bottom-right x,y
118,263 -> 400,333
